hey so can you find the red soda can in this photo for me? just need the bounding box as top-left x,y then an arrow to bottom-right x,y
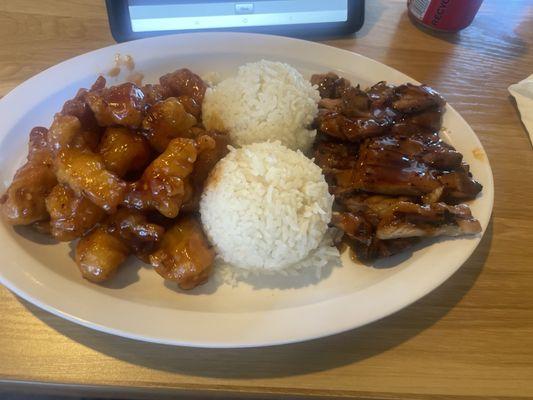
407,0 -> 484,32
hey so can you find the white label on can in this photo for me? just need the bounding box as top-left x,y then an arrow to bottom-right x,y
409,0 -> 431,19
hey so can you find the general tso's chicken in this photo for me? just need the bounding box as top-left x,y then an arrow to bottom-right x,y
55,147 -> 127,212
27,126 -> 52,165
3,68 -> 232,289
141,97 -> 197,152
159,69 -> 207,106
141,83 -> 168,106
376,201 -> 482,240
75,226 -> 130,283
149,216 -> 215,290
182,130 -> 230,212
1,127 -> 57,225
47,114 -> 84,153
86,82 -> 146,128
45,184 -> 105,241
61,76 -> 105,132
0,163 -> 57,225
107,208 -> 165,262
176,95 -> 202,120
191,131 -> 229,182
32,220 -> 52,235
48,112 -> 102,153
124,137 -> 207,217
98,127 -> 152,177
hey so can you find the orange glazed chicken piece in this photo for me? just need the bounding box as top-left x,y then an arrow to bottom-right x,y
45,184 -> 105,241
86,82 -> 146,128
107,208 -> 165,262
141,97 -> 197,152
159,68 -> 207,105
150,216 -> 214,290
1,127 -> 57,225
182,130 -> 230,211
0,164 -> 57,225
124,136 -> 213,218
55,147 -> 127,212
98,127 -> 152,177
75,226 -> 130,283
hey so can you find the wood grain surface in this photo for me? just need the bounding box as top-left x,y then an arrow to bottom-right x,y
0,0 -> 532,399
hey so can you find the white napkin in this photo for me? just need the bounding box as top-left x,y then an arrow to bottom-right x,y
508,74 -> 533,144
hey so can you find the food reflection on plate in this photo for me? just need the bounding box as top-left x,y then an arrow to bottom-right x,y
0,60 -> 482,291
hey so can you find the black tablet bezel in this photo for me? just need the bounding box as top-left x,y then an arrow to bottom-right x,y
105,0 -> 365,42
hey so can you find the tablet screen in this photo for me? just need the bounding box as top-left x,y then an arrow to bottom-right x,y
128,0 -> 349,33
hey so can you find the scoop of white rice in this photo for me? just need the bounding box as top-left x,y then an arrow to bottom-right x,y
200,141 -> 335,272
202,60 -> 320,152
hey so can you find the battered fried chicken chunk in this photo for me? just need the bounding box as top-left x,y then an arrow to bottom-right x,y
150,216 -> 214,290
107,208 -> 165,262
46,184 -> 105,241
0,163 -> 57,225
86,82 -> 146,128
182,130 -> 230,211
61,76 -> 104,132
99,127 -> 152,177
27,126 -> 52,164
159,68 -> 207,105
141,83 -> 168,106
141,97 -> 197,152
55,147 -> 127,212
124,136 -> 210,218
2,68 -> 227,289
48,114 -> 85,153
1,127 -> 57,225
75,226 -> 130,283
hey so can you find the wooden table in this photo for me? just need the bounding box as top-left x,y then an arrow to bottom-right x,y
0,1 -> 532,399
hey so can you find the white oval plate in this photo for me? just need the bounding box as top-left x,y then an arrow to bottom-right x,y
0,33 -> 493,348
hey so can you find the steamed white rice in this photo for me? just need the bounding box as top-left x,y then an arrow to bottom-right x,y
200,141 -> 337,272
202,60 -> 320,152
